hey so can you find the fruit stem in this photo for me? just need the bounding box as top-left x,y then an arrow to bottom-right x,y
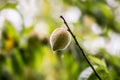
60,16 -> 102,80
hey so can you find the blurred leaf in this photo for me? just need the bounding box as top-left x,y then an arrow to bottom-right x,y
11,49 -> 24,75
78,65 -> 98,80
113,22 -> 120,33
98,3 -> 113,20
96,66 -> 110,80
4,20 -> 20,41
62,51 -> 80,80
89,56 -> 106,68
22,26 -> 34,36
5,57 -> 13,74
0,3 -> 17,10
88,55 -> 110,80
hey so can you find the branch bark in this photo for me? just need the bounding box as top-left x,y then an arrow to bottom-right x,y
60,16 -> 101,80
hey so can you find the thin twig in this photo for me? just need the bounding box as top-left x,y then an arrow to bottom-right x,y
60,16 -> 101,80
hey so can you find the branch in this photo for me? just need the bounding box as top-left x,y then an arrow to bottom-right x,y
60,16 -> 101,80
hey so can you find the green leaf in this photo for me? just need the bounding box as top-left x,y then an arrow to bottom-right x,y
0,3 -> 17,10
11,49 -> 24,75
89,56 -> 106,68
98,3 -> 113,20
4,20 -> 20,41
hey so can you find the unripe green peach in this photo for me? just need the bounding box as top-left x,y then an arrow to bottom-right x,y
50,28 -> 71,51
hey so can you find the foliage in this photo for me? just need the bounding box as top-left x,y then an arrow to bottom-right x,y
0,0 -> 120,80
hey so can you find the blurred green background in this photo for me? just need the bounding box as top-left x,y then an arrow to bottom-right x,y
0,0 -> 120,80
